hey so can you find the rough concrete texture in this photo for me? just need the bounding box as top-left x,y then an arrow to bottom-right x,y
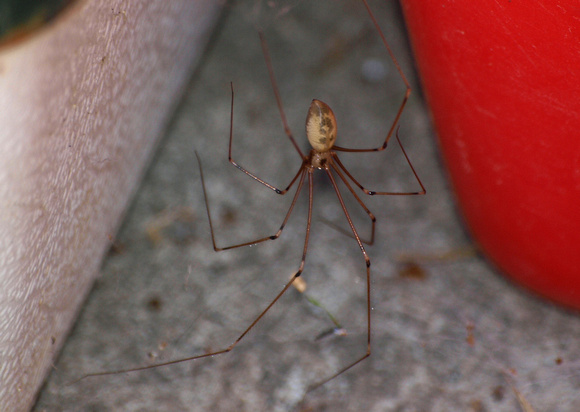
35,1 -> 580,411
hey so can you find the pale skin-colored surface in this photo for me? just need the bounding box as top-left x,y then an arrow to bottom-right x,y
36,1 -> 580,411
0,1 -> 221,410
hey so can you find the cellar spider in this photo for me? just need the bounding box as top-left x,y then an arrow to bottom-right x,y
79,0 -> 425,389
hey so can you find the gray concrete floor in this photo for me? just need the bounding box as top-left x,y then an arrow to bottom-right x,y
35,1 -> 579,411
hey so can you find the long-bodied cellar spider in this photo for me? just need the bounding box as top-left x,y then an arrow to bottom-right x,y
78,0 -> 425,389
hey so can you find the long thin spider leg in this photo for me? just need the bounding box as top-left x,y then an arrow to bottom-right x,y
258,30 -> 306,159
309,168 -> 372,391
325,160 -> 376,245
72,270 -> 304,383
333,0 -> 410,153
73,169 -> 314,384
197,150 -> 307,251
228,83 -> 301,194
299,170 -> 314,274
316,159 -> 378,245
318,216 -> 373,246
332,130 -> 426,196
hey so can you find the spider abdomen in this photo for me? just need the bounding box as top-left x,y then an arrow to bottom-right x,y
306,99 -> 337,152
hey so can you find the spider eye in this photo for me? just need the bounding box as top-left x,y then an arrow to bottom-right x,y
305,99 -> 337,152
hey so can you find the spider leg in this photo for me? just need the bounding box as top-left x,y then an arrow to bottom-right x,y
73,273 -> 303,382
333,0 -> 410,153
259,31 -> 305,159
75,169 -> 316,383
332,130 -> 426,196
197,150 -> 307,251
323,161 -> 377,245
228,83 -> 303,195
308,167 -> 372,391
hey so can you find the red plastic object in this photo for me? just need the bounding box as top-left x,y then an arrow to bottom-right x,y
400,1 -> 580,309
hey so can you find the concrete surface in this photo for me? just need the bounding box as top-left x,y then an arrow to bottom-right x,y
35,1 -> 580,411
